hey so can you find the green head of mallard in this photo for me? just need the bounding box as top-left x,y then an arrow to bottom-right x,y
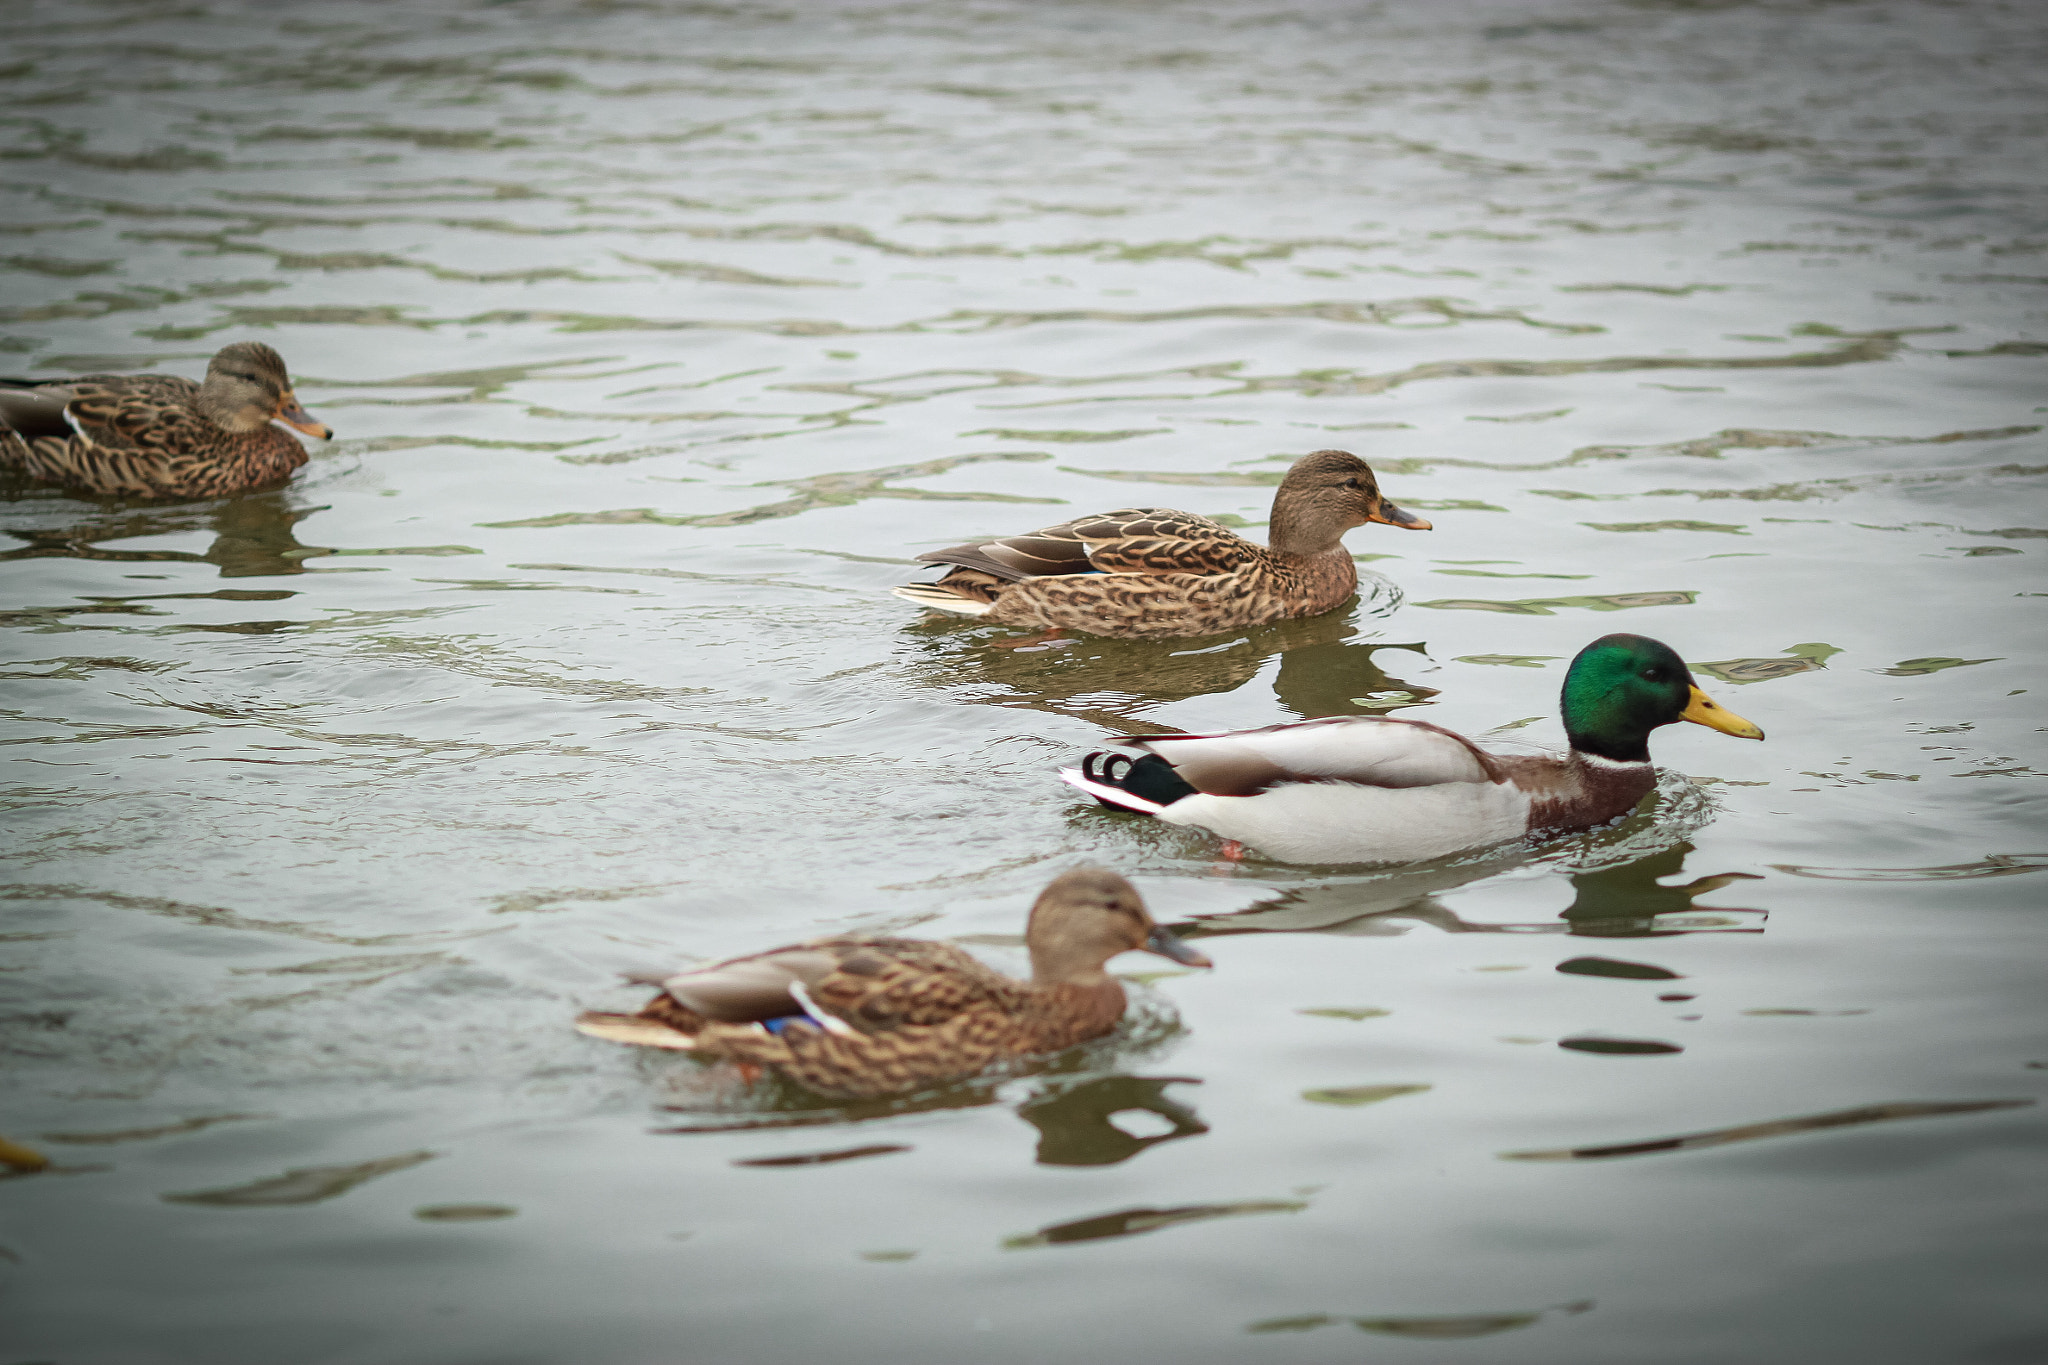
1561,633 -> 1764,763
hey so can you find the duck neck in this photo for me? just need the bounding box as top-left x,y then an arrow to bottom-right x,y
1266,503 -> 1348,558
195,382 -> 269,433
1028,947 -> 1113,990
1565,727 -> 1652,764
1564,747 -> 1660,819
1034,976 -> 1128,1037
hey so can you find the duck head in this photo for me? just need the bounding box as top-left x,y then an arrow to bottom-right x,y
196,342 -> 332,440
1026,868 -> 1211,986
1561,633 -> 1764,763
1268,449 -> 1430,555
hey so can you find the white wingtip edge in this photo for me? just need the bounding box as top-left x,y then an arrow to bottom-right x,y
575,1012 -> 699,1051
787,980 -> 858,1037
1057,765 -> 1167,815
890,584 -> 993,616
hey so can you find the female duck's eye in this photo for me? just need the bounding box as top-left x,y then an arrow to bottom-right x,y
1342,477 -> 1360,489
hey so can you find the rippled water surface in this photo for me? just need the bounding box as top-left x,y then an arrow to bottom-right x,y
4,1 -> 2045,1361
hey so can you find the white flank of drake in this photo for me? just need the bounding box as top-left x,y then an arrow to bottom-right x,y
1158,780 -> 1533,865
1140,716 -> 1493,787
1056,765 -> 1168,814
891,584 -> 991,615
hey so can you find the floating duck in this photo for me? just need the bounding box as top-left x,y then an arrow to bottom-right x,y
0,342 -> 331,499
575,868 -> 1211,1099
892,449 -> 1429,639
1061,633 -> 1764,864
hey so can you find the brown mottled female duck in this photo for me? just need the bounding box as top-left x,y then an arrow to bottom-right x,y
1064,634 -> 1765,865
891,449 -> 1430,640
0,342 -> 332,499
574,868 -> 1211,1099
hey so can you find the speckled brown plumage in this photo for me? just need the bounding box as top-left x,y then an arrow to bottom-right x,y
645,937 -> 1126,1098
891,450 -> 1430,639
0,342 -> 330,500
576,869 -> 1211,1100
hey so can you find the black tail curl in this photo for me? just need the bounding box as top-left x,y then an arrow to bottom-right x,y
1078,749 -> 1198,809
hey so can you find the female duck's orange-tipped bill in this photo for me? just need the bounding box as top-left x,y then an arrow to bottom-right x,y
0,1134 -> 49,1173
1146,926 -> 1212,968
1680,685 -> 1764,740
1369,500 -> 1431,530
276,395 -> 332,440
575,1011 -> 699,1050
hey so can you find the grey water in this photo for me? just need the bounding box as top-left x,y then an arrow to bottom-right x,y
2,1 -> 2044,1361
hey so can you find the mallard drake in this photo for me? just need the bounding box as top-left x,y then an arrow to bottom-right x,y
0,342 -> 331,499
1061,633 -> 1764,865
892,449 -> 1430,640
574,868 -> 1211,1099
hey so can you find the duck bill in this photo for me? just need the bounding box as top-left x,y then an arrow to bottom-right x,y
276,394 -> 333,440
1679,685 -> 1764,740
1367,500 -> 1432,531
1145,925 -> 1212,968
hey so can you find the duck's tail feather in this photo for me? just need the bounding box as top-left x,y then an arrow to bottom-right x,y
575,1011 -> 699,1050
891,583 -> 993,616
1061,765 -> 1161,812
1060,750 -> 1197,814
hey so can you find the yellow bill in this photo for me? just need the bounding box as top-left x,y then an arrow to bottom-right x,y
0,1134 -> 48,1173
1680,685 -> 1764,740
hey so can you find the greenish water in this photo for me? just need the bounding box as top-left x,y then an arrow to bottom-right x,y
2,2 -> 2043,1362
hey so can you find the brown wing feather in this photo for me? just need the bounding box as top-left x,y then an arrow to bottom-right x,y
660,948 -> 840,1022
0,394 -> 76,448
916,521 -> 1113,581
916,508 -> 1254,583
60,373 -> 201,400
636,992 -> 710,1034
1073,511 -> 1257,577
807,939 -> 1016,1032
642,936 -> 1009,1034
63,390 -> 211,453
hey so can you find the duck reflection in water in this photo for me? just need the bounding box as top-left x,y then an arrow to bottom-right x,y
902,588 -> 1437,733
0,488 -> 329,578
1177,842 -> 1762,941
1561,842 -> 1764,938
655,1067 -> 1209,1170
1018,1074 -> 1206,1166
